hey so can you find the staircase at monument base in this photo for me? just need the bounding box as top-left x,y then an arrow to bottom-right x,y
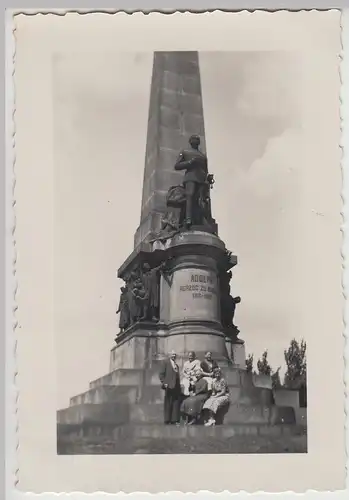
57,365 -> 305,454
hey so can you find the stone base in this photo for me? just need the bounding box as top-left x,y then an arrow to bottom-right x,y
226,340 -> 246,370
111,320 -> 231,371
58,366 -> 300,426
57,363 -> 306,454
57,422 -> 307,455
111,322 -> 166,371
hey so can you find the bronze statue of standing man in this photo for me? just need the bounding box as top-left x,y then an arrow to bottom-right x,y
174,135 -> 208,227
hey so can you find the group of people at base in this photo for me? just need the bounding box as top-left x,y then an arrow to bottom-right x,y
158,350 -> 230,427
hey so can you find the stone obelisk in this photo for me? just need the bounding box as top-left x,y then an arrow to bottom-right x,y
134,51 -> 206,248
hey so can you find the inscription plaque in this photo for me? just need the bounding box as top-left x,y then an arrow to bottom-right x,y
169,268 -> 219,323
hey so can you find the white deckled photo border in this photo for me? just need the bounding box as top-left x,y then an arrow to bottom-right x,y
4,5 -> 349,499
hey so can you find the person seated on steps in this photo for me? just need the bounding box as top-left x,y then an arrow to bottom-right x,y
181,351 -> 201,396
200,351 -> 219,391
180,368 -> 211,425
202,367 -> 230,426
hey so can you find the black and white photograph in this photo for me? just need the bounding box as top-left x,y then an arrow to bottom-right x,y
14,11 -> 345,493
54,49 -> 309,455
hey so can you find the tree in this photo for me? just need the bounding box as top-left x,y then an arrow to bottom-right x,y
257,350 -> 272,376
271,367 -> 282,389
283,338 -> 307,390
245,353 -> 254,373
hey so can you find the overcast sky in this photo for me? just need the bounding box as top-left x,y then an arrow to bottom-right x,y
53,51 -> 309,408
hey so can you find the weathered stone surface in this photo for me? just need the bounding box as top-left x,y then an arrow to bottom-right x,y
57,422 -> 307,455
274,388 -> 300,409
160,52 -> 200,75
57,403 -> 129,425
157,126 -> 187,152
169,267 -> 220,323
92,364 -> 266,390
182,75 -> 202,95
239,383 -> 274,407
295,408 -> 307,426
71,385 -> 165,406
70,386 -> 140,406
134,51 -> 205,248
91,369 -> 158,389
150,169 -> 184,194
133,212 -> 163,248
252,373 -> 273,389
160,89 -> 203,116
157,147 -> 180,169
141,189 -> 168,216
159,106 -> 181,130
183,113 -> 205,136
226,341 -> 246,370
270,406 -> 296,425
259,424 -> 282,437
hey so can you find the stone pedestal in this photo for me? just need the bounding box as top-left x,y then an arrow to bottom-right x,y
114,230 -> 234,368
163,231 -> 229,362
226,340 -> 246,370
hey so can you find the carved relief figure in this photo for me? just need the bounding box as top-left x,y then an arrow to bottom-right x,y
219,268 -> 242,342
150,209 -> 182,243
130,281 -> 149,322
116,286 -> 130,333
126,270 -> 142,326
140,262 -> 166,321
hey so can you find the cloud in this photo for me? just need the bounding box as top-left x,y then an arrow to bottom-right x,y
201,52 -> 301,173
236,53 -> 300,123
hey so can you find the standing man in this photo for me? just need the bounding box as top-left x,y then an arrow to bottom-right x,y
174,135 -> 208,227
159,350 -> 181,425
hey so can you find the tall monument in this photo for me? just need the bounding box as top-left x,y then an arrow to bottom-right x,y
113,51 -> 243,372
57,52 -> 299,454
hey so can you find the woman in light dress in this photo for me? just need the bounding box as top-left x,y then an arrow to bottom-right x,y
181,351 -> 201,396
202,367 -> 230,426
200,351 -> 219,391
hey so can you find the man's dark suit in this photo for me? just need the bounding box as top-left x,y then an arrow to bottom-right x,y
159,358 -> 181,424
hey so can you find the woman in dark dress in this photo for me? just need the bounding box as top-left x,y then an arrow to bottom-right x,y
180,369 -> 210,425
200,351 -> 219,391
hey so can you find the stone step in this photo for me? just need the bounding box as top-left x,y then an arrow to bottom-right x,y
58,400 -> 296,426
295,407 -> 307,426
70,385 -> 164,406
69,383 -> 274,408
89,366 -> 246,389
89,368 -> 153,389
57,403 -> 129,426
130,402 -> 295,425
57,422 -> 307,455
